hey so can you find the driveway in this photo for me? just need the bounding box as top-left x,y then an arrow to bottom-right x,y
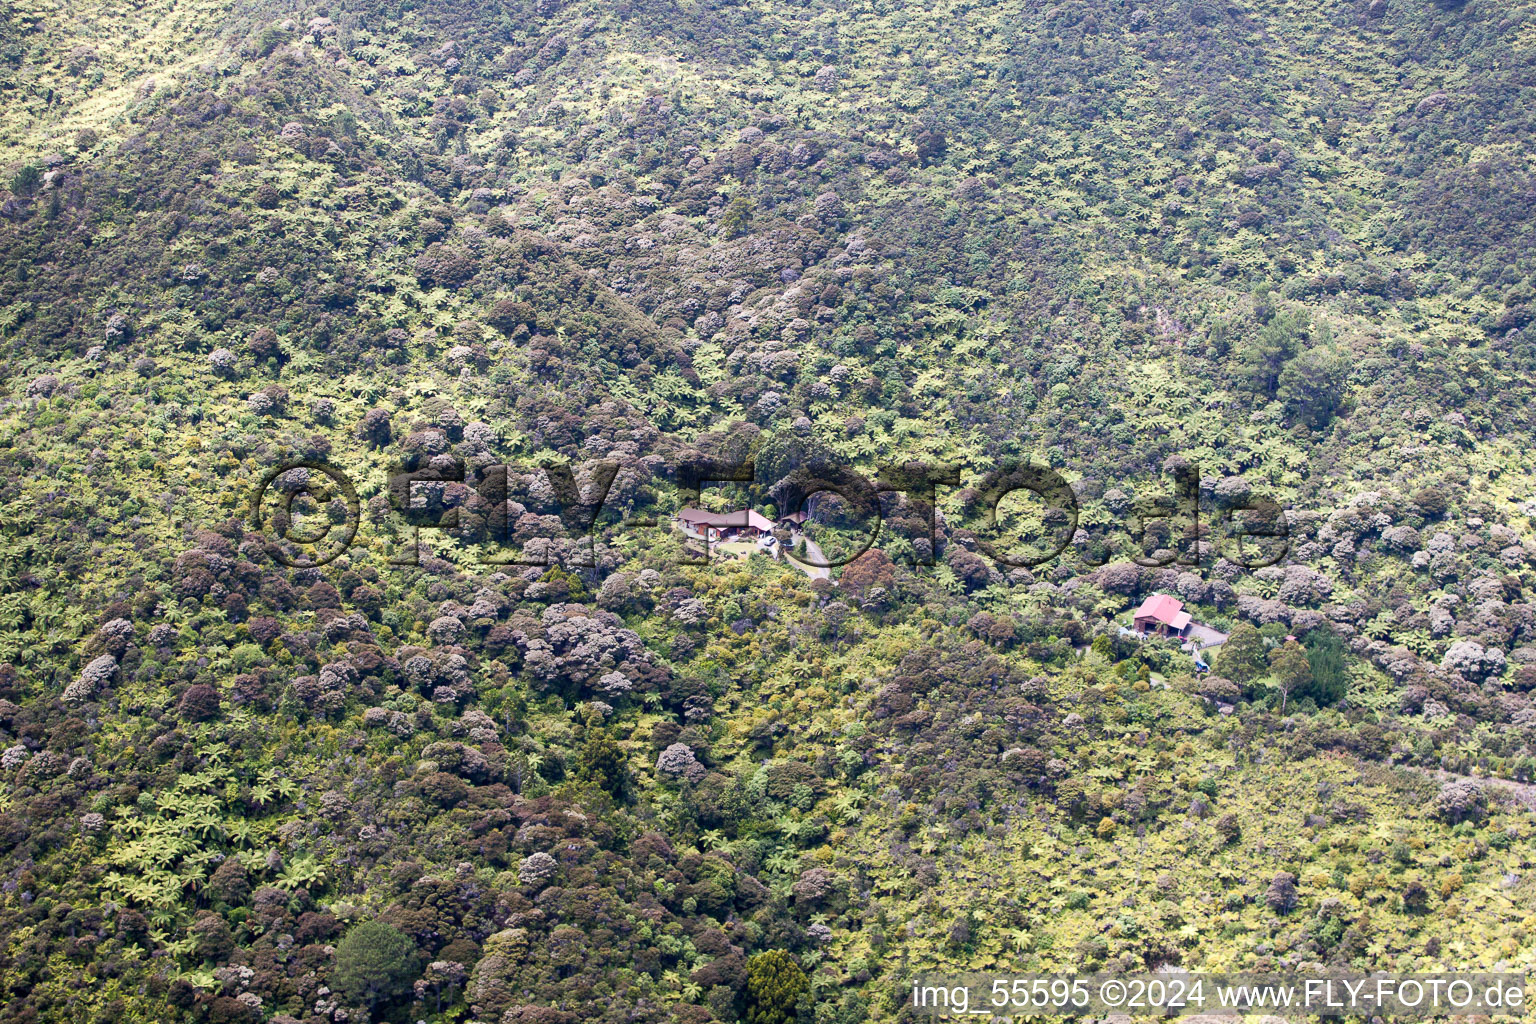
1185,622 -> 1229,649
785,535 -> 832,582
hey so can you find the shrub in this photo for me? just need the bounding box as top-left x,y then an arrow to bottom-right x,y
1265,872 -> 1298,913
333,921 -> 419,1009
657,742 -> 705,783
1300,629 -> 1347,705
1432,781 -> 1487,824
744,950 -> 808,1024
357,408 -> 392,448
1214,813 -> 1241,845
11,164 -> 41,196
1402,877 -> 1430,912
177,684 -> 221,722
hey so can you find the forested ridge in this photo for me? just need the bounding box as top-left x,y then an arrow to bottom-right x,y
2,0 -> 1536,1021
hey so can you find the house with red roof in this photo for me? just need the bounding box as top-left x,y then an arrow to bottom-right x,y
1133,593 -> 1193,638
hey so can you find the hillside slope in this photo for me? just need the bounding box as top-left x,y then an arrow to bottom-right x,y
2,1 -> 1536,1022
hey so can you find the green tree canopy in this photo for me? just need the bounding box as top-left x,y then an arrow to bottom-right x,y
1235,310 -> 1306,396
332,920 -> 419,1010
577,714 -> 633,802
1301,628 -> 1348,705
720,194 -> 755,239
745,949 -> 809,1024
1268,640 -> 1312,713
1218,623 -> 1266,685
1277,345 -> 1349,429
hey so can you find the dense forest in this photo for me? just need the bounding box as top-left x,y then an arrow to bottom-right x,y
2,0 -> 1536,1021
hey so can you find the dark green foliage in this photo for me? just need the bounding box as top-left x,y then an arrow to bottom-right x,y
720,194 -> 754,239
333,921 -> 419,1009
9,164 -> 40,196
1218,624 -> 1266,686
1300,630 -> 1348,706
1234,311 -> 1306,397
1278,346 -> 1348,429
252,24 -> 288,58
577,720 -> 632,802
1413,487 -> 1450,519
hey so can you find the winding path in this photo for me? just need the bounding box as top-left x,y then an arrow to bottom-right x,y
785,535 -> 833,582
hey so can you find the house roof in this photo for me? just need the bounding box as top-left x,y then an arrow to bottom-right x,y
1134,593 -> 1191,630
678,507 -> 776,532
779,510 -> 808,525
